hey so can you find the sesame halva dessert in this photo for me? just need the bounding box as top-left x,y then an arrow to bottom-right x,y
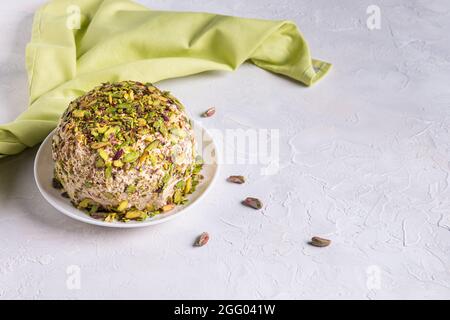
51,81 -> 203,222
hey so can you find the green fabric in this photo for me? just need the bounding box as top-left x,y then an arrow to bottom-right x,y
0,0 -> 331,157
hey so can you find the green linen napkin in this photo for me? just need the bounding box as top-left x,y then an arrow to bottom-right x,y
0,0 -> 331,157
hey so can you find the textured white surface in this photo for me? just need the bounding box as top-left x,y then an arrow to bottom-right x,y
0,0 -> 450,300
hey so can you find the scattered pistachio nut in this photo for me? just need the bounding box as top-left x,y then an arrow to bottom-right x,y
309,236 -> 331,248
242,197 -> 262,210
194,232 -> 210,247
202,107 -> 215,118
227,175 -> 245,184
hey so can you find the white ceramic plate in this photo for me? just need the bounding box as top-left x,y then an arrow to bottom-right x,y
34,123 -> 219,228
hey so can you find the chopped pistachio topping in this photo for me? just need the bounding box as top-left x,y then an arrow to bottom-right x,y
72,110 -> 86,118
117,200 -> 128,212
91,141 -> 109,149
125,210 -> 144,219
123,151 -> 140,163
161,204 -> 175,212
79,198 -> 92,208
126,185 -> 137,194
98,149 -> 109,161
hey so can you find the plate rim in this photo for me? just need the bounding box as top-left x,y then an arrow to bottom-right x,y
34,123 -> 219,228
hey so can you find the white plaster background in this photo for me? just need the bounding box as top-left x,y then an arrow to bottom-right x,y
0,0 -> 449,300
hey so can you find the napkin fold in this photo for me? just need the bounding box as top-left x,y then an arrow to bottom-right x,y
0,0 -> 331,157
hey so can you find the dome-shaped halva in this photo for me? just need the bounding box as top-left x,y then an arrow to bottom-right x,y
52,81 -> 202,222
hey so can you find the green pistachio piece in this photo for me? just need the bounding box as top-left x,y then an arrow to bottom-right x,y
95,158 -> 105,168
149,154 -> 157,166
192,164 -> 203,174
138,153 -> 148,165
98,148 -> 109,161
125,210 -> 144,219
123,151 -> 140,163
78,198 -> 92,208
147,210 -> 160,218
159,124 -> 168,137
173,190 -> 183,204
106,107 -> 116,114
72,110 -> 85,118
145,140 -> 160,152
105,166 -> 112,179
170,128 -> 187,138
113,160 -> 123,167
161,204 -> 175,212
103,126 -> 117,140
126,185 -> 137,194
137,118 -> 147,126
175,180 -> 186,189
184,177 -> 192,194
117,200 -> 128,212
139,128 -> 150,135
152,119 -> 162,130
91,129 -> 99,137
97,125 -> 108,134
91,142 -> 109,149
162,173 -> 170,185
104,213 -> 117,222
117,103 -> 131,109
